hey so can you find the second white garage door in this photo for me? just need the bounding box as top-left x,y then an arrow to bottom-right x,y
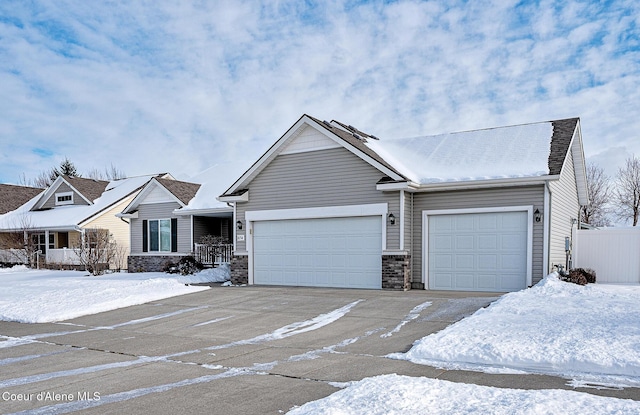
253,216 -> 382,289
427,210 -> 529,292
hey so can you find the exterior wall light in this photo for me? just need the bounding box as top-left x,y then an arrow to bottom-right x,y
388,213 -> 396,225
534,209 -> 542,223
236,220 -> 243,230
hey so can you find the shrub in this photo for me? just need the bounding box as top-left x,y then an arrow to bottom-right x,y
162,260 -> 178,274
559,267 -> 596,286
176,256 -> 203,275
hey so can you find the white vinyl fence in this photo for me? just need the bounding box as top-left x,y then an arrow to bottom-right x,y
573,227 -> 640,284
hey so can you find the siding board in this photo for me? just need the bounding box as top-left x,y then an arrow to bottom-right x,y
548,147 -> 580,272
412,185 -> 545,286
130,202 -> 191,254
236,148 -> 398,251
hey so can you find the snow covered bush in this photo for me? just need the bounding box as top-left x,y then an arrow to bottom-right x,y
559,267 -> 596,286
176,256 -> 204,275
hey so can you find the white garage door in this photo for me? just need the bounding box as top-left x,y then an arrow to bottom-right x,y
253,216 -> 382,289
427,211 -> 528,292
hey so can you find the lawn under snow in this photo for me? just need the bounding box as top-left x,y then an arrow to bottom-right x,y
290,274 -> 640,414
390,273 -> 640,388
0,265 -> 229,323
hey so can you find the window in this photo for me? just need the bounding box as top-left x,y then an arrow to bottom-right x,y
55,192 -> 74,206
144,219 -> 177,252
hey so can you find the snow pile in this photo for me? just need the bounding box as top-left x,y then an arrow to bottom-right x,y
288,374 -> 640,415
178,264 -> 231,284
0,267 -> 209,323
391,273 -> 640,386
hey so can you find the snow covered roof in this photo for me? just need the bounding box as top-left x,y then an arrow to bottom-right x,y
178,160 -> 256,213
0,174 -> 159,231
365,120 -> 569,184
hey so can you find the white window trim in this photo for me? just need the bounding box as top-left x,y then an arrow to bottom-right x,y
55,191 -> 74,206
245,203 -> 388,285
148,218 -> 172,253
422,206 -> 534,290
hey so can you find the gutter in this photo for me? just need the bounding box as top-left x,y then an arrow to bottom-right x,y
377,175 -> 561,192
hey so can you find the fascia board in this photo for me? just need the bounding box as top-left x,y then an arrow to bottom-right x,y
223,114 -> 405,196
172,207 -> 233,216
305,118 -> 406,182
217,191 -> 249,203
411,176 -> 558,192
222,115 -> 311,196
62,178 -> 94,205
115,211 -> 139,219
376,181 -> 420,191
120,178 -> 183,214
32,176 -> 66,210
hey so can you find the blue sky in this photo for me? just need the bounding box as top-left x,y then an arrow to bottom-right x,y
0,0 -> 638,184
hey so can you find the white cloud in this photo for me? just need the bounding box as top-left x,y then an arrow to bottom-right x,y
0,0 -> 638,184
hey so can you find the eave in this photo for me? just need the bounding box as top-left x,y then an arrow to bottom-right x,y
377,175 -> 561,192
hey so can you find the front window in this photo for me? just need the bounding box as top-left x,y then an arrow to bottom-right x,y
149,219 -> 171,252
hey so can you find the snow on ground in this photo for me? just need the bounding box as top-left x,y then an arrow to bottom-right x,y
288,374 -> 640,415
0,266 -> 215,323
290,275 -> 640,414
390,273 -> 640,388
177,263 -> 230,284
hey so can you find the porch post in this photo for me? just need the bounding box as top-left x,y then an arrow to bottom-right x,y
44,230 -> 49,263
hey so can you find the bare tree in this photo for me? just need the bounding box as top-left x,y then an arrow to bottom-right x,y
581,163 -> 612,227
74,228 -> 120,275
1,214 -> 40,266
86,164 -> 127,181
613,155 -> 640,226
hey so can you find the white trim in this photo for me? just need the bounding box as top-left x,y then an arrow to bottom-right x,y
245,203 -> 388,221
223,115 -> 405,196
55,191 -> 74,206
217,191 -> 249,203
233,202 -> 237,252
422,206 -> 533,290
245,203 -> 388,286
399,190 -> 405,251
543,183 -> 551,275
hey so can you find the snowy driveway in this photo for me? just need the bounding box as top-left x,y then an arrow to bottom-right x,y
0,286 -> 498,414
1,285 -> 638,414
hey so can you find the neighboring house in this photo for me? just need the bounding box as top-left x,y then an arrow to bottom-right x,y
0,184 -> 43,215
119,164 -> 249,271
219,114 -> 588,292
0,174 -> 165,269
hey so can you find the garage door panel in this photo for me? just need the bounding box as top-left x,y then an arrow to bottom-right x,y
254,216 -> 382,289
428,211 -> 528,292
456,235 -> 474,250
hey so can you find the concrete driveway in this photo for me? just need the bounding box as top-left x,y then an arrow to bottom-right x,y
0,286 -> 635,414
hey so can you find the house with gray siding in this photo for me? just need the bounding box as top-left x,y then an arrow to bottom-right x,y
219,114 -> 588,292
120,174 -> 235,272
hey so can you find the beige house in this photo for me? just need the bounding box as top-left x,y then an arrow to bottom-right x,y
0,174 -> 169,269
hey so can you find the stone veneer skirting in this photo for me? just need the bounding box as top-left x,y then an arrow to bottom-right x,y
230,255 -> 249,285
128,255 -> 187,273
229,253 -> 410,290
382,254 -> 411,291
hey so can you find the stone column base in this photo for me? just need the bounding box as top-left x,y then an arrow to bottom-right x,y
230,255 -> 249,285
382,254 -> 411,290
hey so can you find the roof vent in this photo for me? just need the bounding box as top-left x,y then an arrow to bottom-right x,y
369,135 -> 380,140
322,120 -> 332,128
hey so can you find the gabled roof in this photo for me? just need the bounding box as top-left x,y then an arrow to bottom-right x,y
220,114 -> 587,204
0,174 -> 160,231
119,177 -> 201,215
156,178 -> 201,205
220,114 -> 408,198
31,175 -> 109,210
0,184 -> 43,214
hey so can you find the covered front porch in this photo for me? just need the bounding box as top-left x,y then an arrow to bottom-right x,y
191,212 -> 233,267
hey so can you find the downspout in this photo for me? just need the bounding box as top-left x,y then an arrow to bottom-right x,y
410,192 -> 414,287
543,183 -> 551,275
399,190 -> 405,251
